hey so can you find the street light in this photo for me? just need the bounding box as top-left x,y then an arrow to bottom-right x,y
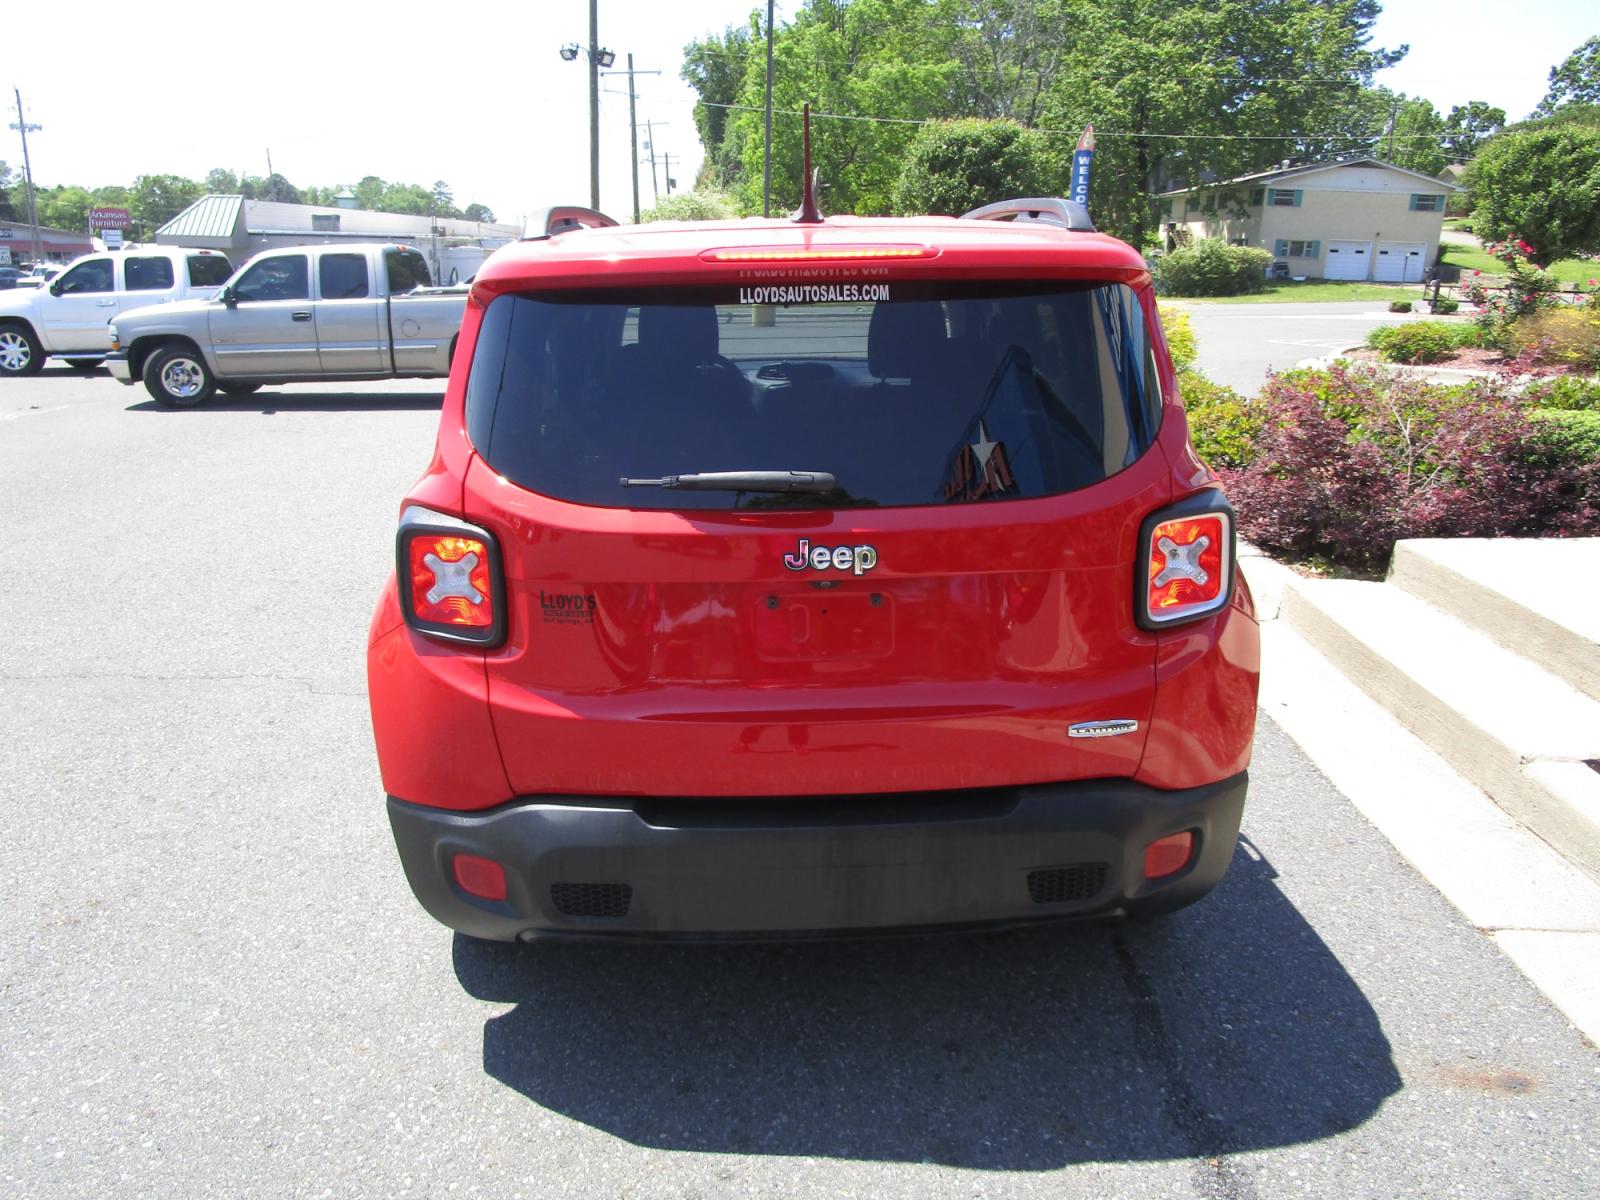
558,0 -> 616,211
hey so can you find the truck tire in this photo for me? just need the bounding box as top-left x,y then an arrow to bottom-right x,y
144,345 -> 216,408
219,383 -> 262,397
0,324 -> 44,377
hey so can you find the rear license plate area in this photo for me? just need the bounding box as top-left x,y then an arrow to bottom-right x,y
755,591 -> 894,660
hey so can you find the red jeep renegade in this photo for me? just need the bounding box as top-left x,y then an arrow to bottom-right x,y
367,194 -> 1259,941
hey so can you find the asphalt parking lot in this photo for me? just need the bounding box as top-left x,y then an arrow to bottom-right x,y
3,368 -> 1598,1199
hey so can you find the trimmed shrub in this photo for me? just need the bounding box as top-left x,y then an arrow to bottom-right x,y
1158,305 -> 1197,373
639,192 -> 737,223
1218,366 -> 1600,574
1510,307 -> 1600,369
1388,300 -> 1413,313
1154,239 -> 1272,297
1531,409 -> 1600,463
1523,374 -> 1600,410
1430,297 -> 1460,314
1365,321 -> 1460,363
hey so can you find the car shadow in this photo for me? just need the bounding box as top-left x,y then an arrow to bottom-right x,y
124,391 -> 444,414
453,837 -> 1400,1169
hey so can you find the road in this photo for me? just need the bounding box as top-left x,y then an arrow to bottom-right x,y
1174,301 -> 1426,395
3,368 -> 1597,1199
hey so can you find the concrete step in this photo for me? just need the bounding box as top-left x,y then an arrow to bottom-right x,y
1389,538 -> 1600,701
1281,575 -> 1600,881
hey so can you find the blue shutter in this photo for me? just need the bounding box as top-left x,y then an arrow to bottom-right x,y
1293,190 -> 1303,207
1408,194 -> 1420,211
1274,239 -> 1288,257
1435,194 -> 1446,210
1310,240 -> 1321,258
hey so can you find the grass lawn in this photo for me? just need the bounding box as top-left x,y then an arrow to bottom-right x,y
1439,244 -> 1595,288
1179,280 -> 1425,304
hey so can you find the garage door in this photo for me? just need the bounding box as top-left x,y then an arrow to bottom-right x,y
1375,242 -> 1427,283
1324,241 -> 1371,281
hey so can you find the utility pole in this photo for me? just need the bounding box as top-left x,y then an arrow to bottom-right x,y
661,152 -> 677,195
763,0 -> 775,217
645,120 -> 660,201
589,0 -> 601,209
602,58 -> 661,223
9,88 -> 43,266
627,54 -> 640,222
1383,102 -> 1399,160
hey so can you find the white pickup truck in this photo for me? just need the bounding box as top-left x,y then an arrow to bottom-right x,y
105,243 -> 468,406
0,247 -> 233,376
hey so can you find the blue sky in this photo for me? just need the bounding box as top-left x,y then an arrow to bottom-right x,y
3,0 -> 1593,229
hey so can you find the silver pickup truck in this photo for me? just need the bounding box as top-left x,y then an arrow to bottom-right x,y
106,243 -> 467,406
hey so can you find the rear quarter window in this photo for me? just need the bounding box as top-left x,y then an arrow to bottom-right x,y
466,281 -> 1162,511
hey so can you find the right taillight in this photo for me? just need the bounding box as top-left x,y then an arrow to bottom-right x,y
396,505 -> 506,647
1137,493 -> 1234,629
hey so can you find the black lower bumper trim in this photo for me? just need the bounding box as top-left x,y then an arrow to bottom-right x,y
387,773 -> 1247,941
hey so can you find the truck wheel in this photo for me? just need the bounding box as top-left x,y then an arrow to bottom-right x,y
64,358 -> 103,370
144,346 -> 216,408
219,383 -> 262,397
0,324 -> 44,377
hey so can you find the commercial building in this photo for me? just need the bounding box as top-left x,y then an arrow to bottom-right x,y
154,195 -> 521,284
0,219 -> 94,264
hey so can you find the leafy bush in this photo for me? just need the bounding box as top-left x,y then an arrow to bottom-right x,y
639,192 -> 737,223
1430,298 -> 1460,314
1530,409 -> 1600,463
1465,127 -> 1600,263
891,120 -> 1060,217
1154,239 -> 1271,297
1365,322 -> 1460,363
1158,305 -> 1197,373
1523,374 -> 1600,410
1179,374 -> 1260,468
1388,300 -> 1413,313
1510,306 -> 1600,368
1218,366 -> 1600,573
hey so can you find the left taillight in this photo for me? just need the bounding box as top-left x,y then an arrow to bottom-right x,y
396,504 -> 506,648
1136,492 -> 1235,630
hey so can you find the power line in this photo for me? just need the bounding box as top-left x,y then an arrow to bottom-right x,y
697,101 -> 1477,141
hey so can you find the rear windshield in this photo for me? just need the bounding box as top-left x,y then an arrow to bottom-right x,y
466,281 -> 1161,511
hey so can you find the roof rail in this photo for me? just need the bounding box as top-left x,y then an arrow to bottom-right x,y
522,206 -> 619,241
959,197 -> 1095,233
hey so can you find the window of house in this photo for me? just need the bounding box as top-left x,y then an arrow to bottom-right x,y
1273,239 -> 1322,258
1409,194 -> 1446,212
1267,188 -> 1302,207
1248,188 -> 1265,206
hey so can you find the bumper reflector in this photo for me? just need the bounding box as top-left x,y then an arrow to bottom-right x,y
1144,831 -> 1194,880
452,853 -> 508,901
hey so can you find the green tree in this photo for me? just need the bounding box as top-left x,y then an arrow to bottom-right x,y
0,161 -> 17,221
37,185 -> 93,231
1466,126 -> 1600,262
681,20 -> 758,190
941,0 -> 1069,125
462,202 -> 496,222
891,118 -> 1059,214
205,167 -> 240,193
1442,101 -> 1505,159
257,173 -> 301,203
377,182 -> 433,215
129,174 -> 203,231
1536,36 -> 1600,116
430,180 -> 462,217
354,175 -> 386,210
640,192 -> 737,222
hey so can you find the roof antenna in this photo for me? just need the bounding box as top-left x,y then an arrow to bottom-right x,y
792,103 -> 823,224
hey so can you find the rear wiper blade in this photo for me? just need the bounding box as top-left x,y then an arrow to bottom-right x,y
619,470 -> 837,494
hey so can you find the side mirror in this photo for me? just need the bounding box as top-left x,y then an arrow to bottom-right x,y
49,281 -> 63,297
220,286 -> 237,306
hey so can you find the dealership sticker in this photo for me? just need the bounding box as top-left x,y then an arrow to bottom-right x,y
540,590 -> 597,625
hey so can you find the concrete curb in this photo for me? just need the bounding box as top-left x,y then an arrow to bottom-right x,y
1239,546 -> 1600,1043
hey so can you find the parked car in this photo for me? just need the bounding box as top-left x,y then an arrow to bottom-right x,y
0,248 -> 232,375
16,263 -> 64,289
105,243 -> 468,405
0,266 -> 22,290
367,196 -> 1261,942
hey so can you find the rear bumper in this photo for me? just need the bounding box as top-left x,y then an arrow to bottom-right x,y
106,351 -> 134,384
387,773 -> 1247,940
